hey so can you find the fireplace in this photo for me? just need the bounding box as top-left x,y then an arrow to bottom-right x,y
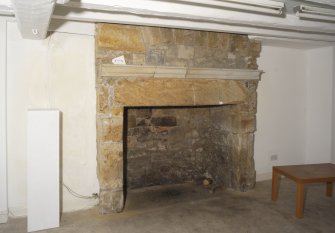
95,24 -> 261,213
125,105 -> 253,191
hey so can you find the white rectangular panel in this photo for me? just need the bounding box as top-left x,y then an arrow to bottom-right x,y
27,110 -> 60,232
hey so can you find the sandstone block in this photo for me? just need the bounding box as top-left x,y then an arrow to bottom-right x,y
194,47 -> 211,60
250,40 -> 261,57
166,58 -> 189,67
127,135 -> 137,148
227,133 -> 255,190
136,118 -> 150,126
221,34 -> 231,51
142,27 -> 162,45
208,32 -> 220,48
233,115 -> 256,133
230,35 -> 248,55
99,189 -> 124,214
114,79 -> 193,106
192,80 -> 247,105
247,57 -> 258,70
174,29 -> 194,45
146,49 -> 165,65
96,24 -> 145,52
194,31 -> 208,47
177,45 -> 194,60
96,49 -> 110,59
97,85 -> 109,113
111,107 -> 124,117
128,115 -> 136,128
105,124 -> 123,142
160,28 -> 174,45
132,53 -> 146,65
211,110 -> 255,133
97,142 -> 123,189
114,79 -> 247,107
194,48 -> 222,68
97,117 -> 123,142
135,108 -> 152,118
213,48 -> 228,61
151,116 -> 177,126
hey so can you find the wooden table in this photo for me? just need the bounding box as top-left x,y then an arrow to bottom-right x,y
271,163 -> 335,218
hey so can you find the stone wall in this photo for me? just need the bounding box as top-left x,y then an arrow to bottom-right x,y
96,24 -> 260,69
95,23 -> 261,213
126,107 -> 211,189
126,82 -> 257,190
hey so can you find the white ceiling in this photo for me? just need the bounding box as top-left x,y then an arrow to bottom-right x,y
1,0 -> 335,48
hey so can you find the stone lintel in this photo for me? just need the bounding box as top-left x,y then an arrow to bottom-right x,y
113,78 -> 248,107
100,64 -> 262,80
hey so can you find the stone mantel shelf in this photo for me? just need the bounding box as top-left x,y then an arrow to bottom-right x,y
100,64 -> 262,80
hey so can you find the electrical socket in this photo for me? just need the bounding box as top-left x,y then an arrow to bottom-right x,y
270,154 -> 278,161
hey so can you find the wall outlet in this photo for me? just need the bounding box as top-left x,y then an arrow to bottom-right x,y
270,154 -> 278,161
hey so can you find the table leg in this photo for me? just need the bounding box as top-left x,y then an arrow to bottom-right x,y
326,182 -> 333,197
296,182 -> 304,218
271,168 -> 279,201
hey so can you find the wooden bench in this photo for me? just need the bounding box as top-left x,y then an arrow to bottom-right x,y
271,163 -> 335,218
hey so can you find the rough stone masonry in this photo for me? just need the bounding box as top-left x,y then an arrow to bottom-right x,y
95,23 -> 261,213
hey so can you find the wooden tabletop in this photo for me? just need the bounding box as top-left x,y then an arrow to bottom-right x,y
273,163 -> 335,183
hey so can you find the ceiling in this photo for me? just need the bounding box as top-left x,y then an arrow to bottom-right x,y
1,0 -> 335,48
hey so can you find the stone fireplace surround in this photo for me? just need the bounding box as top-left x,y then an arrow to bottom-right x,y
96,24 -> 261,213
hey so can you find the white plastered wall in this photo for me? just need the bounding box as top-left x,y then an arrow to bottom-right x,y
255,46 -> 307,180
6,22 -> 99,216
255,45 -> 335,180
305,47 -> 334,164
0,19 -> 8,223
333,46 -> 335,164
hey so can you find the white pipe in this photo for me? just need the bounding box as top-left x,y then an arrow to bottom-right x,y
0,19 -> 8,224
63,2 -> 282,22
175,0 -> 284,13
179,0 -> 283,15
221,0 -> 284,9
299,5 -> 335,17
56,0 -> 69,4
305,0 -> 335,7
64,0 -> 283,15
297,12 -> 335,22
51,11 -> 335,42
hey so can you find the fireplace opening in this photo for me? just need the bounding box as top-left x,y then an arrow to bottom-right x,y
124,104 -> 241,194
96,77 -> 259,213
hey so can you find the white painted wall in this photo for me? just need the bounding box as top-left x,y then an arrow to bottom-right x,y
0,19 -> 8,223
6,22 -> 98,216
305,47 -> 334,164
255,46 -> 307,180
255,45 -> 335,180
333,47 -> 335,164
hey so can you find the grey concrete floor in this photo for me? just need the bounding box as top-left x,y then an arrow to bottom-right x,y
1,179 -> 335,233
